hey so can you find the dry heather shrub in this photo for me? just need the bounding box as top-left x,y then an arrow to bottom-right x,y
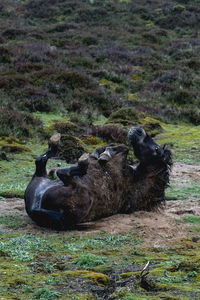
90,125 -> 127,143
0,107 -> 43,138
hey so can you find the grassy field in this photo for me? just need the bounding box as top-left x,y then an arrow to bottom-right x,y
0,226 -> 200,299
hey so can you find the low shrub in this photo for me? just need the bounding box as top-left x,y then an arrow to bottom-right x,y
33,287 -> 61,300
17,87 -> 58,113
187,58 -> 200,71
67,99 -> 83,113
1,144 -> 29,153
55,71 -> 95,90
76,253 -> 107,267
25,0 -> 59,19
82,36 -> 98,46
90,125 -> 127,143
172,4 -> 186,13
140,117 -> 164,136
15,63 -> 43,73
108,107 -> 139,126
76,7 -> 108,23
74,88 -> 113,116
0,107 -> 44,138
167,90 -> 196,105
0,46 -> 12,63
0,73 -> 28,89
181,107 -> 200,125
48,120 -> 80,135
57,135 -> 85,163
2,28 -> 26,39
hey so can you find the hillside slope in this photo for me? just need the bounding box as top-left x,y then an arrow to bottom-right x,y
0,0 -> 200,140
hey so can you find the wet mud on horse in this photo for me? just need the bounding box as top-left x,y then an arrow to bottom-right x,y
24,127 -> 172,230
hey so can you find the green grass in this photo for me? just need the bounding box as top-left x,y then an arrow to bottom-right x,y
0,235 -> 55,262
0,231 -> 200,299
166,183 -> 200,200
157,122 -> 200,164
33,287 -> 61,300
182,215 -> 200,224
32,112 -> 67,128
0,213 -> 26,229
76,253 -> 108,267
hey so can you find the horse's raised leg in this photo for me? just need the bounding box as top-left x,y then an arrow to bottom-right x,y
35,145 -> 57,177
56,164 -> 88,185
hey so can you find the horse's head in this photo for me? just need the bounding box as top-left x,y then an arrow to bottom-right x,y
128,127 -> 171,165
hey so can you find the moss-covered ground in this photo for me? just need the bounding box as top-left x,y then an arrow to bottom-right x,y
0,230 -> 200,299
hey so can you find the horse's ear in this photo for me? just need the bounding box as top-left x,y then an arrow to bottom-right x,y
163,144 -> 167,150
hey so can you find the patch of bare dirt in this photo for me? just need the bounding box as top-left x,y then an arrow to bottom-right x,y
1,163 -> 200,245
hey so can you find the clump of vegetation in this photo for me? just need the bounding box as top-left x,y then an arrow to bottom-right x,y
81,135 -> 102,146
167,89 -> 196,106
0,107 -> 44,138
181,107 -> 200,125
1,143 -> 29,153
90,125 -> 127,143
0,73 -> 28,90
33,288 -> 61,300
73,88 -> 113,116
76,253 -> 108,267
57,135 -> 85,163
65,270 -> 109,286
140,117 -> 163,136
48,120 -> 79,135
0,46 -> 12,63
17,87 -> 58,113
0,136 -> 30,153
54,70 -> 95,90
108,108 -> 140,127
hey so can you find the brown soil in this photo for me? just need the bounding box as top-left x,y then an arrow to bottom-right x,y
1,163 -> 200,246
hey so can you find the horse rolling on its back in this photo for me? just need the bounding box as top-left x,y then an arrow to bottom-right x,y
24,127 -> 172,230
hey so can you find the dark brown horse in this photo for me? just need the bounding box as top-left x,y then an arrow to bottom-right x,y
24,127 -> 172,230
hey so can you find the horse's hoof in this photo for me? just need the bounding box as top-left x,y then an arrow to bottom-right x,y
78,153 -> 89,166
49,133 -> 61,146
98,150 -> 112,163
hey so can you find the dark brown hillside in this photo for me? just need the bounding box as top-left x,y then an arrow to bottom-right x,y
0,0 -> 200,139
